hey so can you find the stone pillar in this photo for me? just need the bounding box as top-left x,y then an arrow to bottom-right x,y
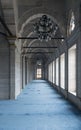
9,44 -> 15,99
0,2 -> 11,99
27,59 -> 34,83
42,65 -> 44,80
25,57 -> 27,85
65,46 -> 68,94
77,36 -> 81,98
22,56 -> 27,87
44,64 -> 48,80
20,55 -> 23,90
22,56 -> 25,88
15,47 -> 21,97
0,35 -> 10,99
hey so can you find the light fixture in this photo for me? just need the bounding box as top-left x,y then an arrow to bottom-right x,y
37,60 -> 42,66
33,15 -> 58,42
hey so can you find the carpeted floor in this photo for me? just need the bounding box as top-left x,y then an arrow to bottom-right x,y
0,80 -> 81,130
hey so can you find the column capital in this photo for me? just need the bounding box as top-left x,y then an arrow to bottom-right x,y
9,43 -> 16,50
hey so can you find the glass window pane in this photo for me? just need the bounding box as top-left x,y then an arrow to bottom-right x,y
53,61 -> 55,83
37,68 -> 42,78
60,53 -> 65,89
56,58 -> 59,86
68,44 -> 76,95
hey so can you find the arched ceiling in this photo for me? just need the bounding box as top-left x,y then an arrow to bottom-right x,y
0,0 -> 67,65
16,0 -> 66,64
18,13 -> 65,63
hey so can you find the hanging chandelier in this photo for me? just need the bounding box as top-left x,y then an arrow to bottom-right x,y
33,15 -> 58,42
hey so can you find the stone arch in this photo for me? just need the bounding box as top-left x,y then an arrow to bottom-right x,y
18,7 -> 65,36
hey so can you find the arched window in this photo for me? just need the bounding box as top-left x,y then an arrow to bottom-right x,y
69,12 -> 75,32
67,11 -> 75,36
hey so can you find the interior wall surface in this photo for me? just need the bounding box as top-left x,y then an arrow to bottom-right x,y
27,60 -> 34,84
0,1 -> 10,99
0,35 -> 10,99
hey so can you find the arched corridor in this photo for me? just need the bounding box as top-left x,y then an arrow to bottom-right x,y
0,0 -> 81,129
0,80 -> 81,130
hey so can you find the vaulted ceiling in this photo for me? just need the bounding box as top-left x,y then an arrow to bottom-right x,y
0,0 -> 67,64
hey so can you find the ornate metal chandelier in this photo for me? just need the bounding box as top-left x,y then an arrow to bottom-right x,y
33,15 -> 58,42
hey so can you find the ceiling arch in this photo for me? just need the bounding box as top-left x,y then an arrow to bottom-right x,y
18,7 -> 66,36
19,13 -> 63,52
17,6 -> 66,64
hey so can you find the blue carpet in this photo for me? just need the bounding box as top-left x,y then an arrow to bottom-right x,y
0,80 -> 81,130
